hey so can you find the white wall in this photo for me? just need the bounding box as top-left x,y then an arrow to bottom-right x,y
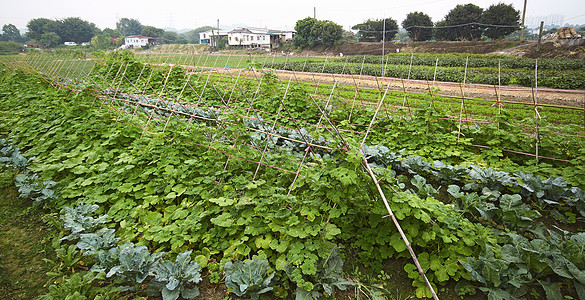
124,37 -> 148,47
228,32 -> 270,46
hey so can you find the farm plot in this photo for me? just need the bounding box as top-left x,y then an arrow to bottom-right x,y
1,50 -> 585,299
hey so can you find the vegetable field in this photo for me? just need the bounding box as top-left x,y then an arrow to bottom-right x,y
1,50 -> 585,299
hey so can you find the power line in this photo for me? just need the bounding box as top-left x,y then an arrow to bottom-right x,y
353,22 -> 520,33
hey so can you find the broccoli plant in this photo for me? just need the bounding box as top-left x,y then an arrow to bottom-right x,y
224,257 -> 277,299
61,203 -> 107,241
106,243 -> 164,291
77,228 -> 120,253
150,250 -> 202,300
14,173 -> 58,202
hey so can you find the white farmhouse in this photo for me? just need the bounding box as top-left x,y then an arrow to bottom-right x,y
227,27 -> 296,49
228,27 -> 271,48
124,35 -> 156,48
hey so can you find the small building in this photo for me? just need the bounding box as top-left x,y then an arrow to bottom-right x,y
124,35 -> 157,48
228,27 -> 295,49
268,30 -> 296,48
199,30 -> 229,46
228,27 -> 270,48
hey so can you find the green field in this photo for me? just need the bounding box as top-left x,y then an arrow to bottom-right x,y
1,50 -> 585,300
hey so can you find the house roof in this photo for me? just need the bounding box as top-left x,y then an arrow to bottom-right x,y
268,30 -> 296,34
200,30 -> 229,36
230,27 -> 270,34
126,35 -> 155,39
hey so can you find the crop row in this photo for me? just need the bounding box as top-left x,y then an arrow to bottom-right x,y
263,61 -> 585,90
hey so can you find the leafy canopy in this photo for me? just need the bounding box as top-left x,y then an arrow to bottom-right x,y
442,3 -> 484,41
116,18 -> 143,36
293,17 -> 343,48
481,3 -> 520,40
402,12 -> 434,42
352,18 -> 398,42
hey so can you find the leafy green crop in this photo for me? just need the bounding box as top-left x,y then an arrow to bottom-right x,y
285,246 -> 353,299
106,243 -> 164,290
150,250 -> 202,300
61,203 -> 107,241
224,257 -> 277,299
2,52 -> 585,300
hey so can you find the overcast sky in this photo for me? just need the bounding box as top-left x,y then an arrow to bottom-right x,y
1,0 -> 584,32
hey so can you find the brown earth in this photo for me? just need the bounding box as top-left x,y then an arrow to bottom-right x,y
297,39 -> 585,59
305,40 -> 525,56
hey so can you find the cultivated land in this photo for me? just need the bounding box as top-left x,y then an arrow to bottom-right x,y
0,40 -> 584,299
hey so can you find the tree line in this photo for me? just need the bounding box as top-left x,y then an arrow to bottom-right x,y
293,3 -> 521,49
0,17 -> 215,49
0,2 -> 538,52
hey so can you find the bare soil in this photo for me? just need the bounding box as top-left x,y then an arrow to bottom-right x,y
306,41 -> 525,56
298,39 -> 585,59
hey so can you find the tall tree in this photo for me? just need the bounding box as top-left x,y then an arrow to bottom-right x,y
1,24 -> 22,42
59,17 -> 99,44
434,20 -> 449,41
180,26 -> 215,44
161,31 -> 187,44
102,28 -> 122,39
26,18 -> 58,41
320,20 -> 344,46
444,4 -> 484,40
116,18 -> 143,36
402,12 -> 433,41
481,3 -> 520,40
352,18 -> 398,42
39,32 -> 60,48
293,17 -> 317,48
142,26 -> 165,38
293,17 -> 343,48
90,33 -> 113,49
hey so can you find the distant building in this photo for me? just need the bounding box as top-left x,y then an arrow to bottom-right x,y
227,27 -> 295,49
124,35 -> 157,48
199,30 -> 229,46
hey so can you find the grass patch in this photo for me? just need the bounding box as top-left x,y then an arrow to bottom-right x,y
0,168 -> 55,299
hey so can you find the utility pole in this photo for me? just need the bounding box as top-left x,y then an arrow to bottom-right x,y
520,0 -> 527,42
382,18 -> 386,58
314,7 -> 316,19
536,21 -> 544,52
216,19 -> 220,48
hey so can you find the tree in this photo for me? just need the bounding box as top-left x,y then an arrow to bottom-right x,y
160,31 -> 187,44
443,4 -> 484,40
402,12 -> 433,41
352,18 -> 398,42
180,26 -> 215,44
481,3 -> 520,40
142,26 -> 165,39
39,32 -> 60,48
91,34 -> 113,49
1,24 -> 22,42
434,20 -> 449,41
320,20 -> 344,46
293,17 -> 343,48
59,17 -> 99,44
116,18 -> 143,36
102,28 -> 122,39
26,18 -> 58,41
